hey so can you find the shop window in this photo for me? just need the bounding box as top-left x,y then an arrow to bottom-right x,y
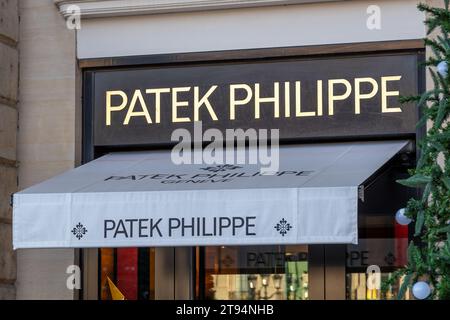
346,234 -> 412,300
99,248 -> 155,300
201,245 -> 308,300
346,158 -> 415,300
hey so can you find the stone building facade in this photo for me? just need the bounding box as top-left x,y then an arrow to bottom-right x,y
0,0 -> 446,300
0,0 -> 19,300
15,0 -> 77,300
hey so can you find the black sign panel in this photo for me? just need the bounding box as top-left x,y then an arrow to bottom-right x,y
88,52 -> 420,147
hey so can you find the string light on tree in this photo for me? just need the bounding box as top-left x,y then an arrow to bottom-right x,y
412,281 -> 431,300
437,61 -> 448,77
395,208 -> 412,225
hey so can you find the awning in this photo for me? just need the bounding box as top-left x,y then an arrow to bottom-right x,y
13,140 -> 409,249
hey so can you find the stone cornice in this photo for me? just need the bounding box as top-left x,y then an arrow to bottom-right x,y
55,0 -> 344,19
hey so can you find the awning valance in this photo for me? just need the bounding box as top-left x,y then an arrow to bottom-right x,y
13,140 -> 409,249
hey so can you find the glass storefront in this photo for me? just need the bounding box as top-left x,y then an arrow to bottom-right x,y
346,237 -> 412,300
99,248 -> 156,300
202,246 -> 308,300
345,156 -> 415,300
79,48 -> 421,301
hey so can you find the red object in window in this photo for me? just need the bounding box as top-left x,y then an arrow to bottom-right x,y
116,248 -> 138,300
394,224 -> 408,266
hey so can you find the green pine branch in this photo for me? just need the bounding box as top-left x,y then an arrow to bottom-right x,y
384,1 -> 450,300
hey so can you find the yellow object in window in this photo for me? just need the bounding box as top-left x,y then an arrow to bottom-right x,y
107,276 -> 126,300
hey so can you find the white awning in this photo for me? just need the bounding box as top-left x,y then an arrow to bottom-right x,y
12,140 -> 409,249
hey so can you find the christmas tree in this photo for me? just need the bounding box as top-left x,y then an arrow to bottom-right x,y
383,0 -> 450,300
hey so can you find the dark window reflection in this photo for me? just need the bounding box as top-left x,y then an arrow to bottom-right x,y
346,155 -> 415,300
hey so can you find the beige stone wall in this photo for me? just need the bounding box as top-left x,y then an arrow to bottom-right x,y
0,0 -> 19,300
15,0 -> 78,299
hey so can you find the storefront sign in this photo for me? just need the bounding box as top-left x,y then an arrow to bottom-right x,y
87,52 -> 420,147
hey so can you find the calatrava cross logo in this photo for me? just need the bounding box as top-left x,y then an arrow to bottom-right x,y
71,222 -> 88,240
274,218 -> 292,236
200,164 -> 243,172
